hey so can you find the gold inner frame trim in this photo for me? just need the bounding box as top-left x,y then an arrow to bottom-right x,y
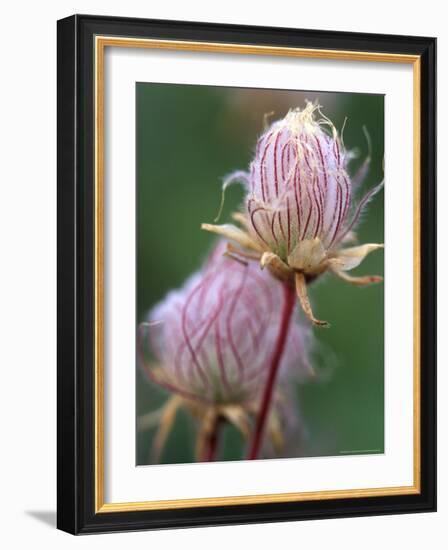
94,35 -> 421,513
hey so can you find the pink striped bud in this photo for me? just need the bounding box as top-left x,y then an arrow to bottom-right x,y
201,102 -> 383,327
245,102 -> 381,272
142,243 -> 313,405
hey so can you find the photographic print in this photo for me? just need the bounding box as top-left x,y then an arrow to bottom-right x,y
58,16 -> 435,533
136,84 -> 385,466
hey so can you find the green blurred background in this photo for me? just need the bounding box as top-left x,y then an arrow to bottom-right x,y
136,83 -> 384,465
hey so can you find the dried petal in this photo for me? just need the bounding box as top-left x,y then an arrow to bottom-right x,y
260,251 -> 292,280
201,223 -> 262,252
287,238 -> 326,273
295,272 -> 329,327
332,270 -> 383,286
328,243 -> 384,272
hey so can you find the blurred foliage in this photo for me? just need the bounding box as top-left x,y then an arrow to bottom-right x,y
136,84 -> 384,465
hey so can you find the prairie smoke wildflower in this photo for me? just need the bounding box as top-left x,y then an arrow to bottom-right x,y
202,102 -> 384,326
138,243 -> 313,462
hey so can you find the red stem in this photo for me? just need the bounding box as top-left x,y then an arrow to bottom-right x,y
200,419 -> 221,462
247,282 -> 296,460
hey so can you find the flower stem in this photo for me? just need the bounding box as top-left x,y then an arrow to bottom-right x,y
247,282 -> 296,460
201,418 -> 221,462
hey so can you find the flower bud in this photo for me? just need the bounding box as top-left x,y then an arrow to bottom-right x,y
143,243 -> 313,406
247,102 -> 357,264
202,102 -> 384,326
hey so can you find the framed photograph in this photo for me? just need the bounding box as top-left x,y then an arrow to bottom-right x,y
57,14 -> 436,534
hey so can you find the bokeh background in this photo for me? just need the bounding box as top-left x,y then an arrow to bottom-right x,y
136,83 -> 384,465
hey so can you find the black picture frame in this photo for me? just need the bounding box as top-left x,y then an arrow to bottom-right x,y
57,14 -> 436,534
